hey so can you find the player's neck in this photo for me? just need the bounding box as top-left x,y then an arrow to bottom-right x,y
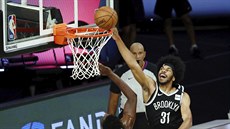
159,83 -> 175,94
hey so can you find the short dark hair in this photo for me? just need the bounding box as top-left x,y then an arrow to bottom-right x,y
102,114 -> 124,129
157,55 -> 186,85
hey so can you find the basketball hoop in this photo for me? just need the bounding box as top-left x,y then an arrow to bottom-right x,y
53,23 -> 113,80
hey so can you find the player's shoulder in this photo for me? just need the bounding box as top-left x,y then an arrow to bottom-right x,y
176,84 -> 185,91
182,91 -> 191,103
178,84 -> 191,98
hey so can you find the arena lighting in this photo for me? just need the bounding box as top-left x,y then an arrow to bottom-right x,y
0,68 -> 5,72
60,65 -> 74,69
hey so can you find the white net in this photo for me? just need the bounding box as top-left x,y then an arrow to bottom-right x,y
67,28 -> 112,80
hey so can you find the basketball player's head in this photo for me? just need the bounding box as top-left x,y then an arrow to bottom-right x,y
101,114 -> 124,129
157,55 -> 185,86
130,42 -> 146,66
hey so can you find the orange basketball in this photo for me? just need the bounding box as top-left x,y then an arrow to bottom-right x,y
94,6 -> 118,30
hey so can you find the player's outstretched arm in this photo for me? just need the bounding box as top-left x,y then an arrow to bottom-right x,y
111,28 -> 147,86
111,28 -> 156,101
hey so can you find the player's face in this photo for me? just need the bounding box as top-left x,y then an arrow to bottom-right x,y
158,64 -> 175,85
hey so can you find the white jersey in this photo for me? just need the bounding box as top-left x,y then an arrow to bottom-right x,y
120,69 -> 157,113
110,61 -> 157,113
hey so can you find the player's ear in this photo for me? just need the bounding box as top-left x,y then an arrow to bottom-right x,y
172,76 -> 175,82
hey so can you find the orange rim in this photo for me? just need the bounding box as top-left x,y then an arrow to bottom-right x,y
53,23 -> 113,45
67,27 -> 113,38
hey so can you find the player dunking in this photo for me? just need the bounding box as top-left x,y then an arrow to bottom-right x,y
108,42 -> 156,129
111,27 -> 192,129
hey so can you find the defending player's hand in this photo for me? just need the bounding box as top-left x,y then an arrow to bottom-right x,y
98,63 -> 113,76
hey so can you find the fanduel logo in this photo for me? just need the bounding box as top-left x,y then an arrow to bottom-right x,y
21,122 -> 45,129
21,111 -> 105,129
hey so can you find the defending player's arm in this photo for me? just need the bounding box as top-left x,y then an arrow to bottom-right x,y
111,27 -> 156,102
179,92 -> 193,129
107,92 -> 120,115
108,75 -> 122,115
99,63 -> 137,118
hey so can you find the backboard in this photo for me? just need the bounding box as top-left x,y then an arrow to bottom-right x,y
0,0 -> 114,58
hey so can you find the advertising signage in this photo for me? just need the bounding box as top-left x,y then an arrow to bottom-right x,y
0,81 -> 110,129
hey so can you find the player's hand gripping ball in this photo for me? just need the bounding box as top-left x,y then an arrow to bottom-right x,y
94,6 -> 118,30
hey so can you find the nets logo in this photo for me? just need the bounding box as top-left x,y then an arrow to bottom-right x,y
21,122 -> 45,129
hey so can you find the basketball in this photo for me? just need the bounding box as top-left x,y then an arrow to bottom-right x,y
94,6 -> 118,30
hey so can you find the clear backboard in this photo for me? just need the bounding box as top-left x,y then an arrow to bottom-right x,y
0,0 -> 114,58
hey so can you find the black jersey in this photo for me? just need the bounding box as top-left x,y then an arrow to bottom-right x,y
145,84 -> 184,129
